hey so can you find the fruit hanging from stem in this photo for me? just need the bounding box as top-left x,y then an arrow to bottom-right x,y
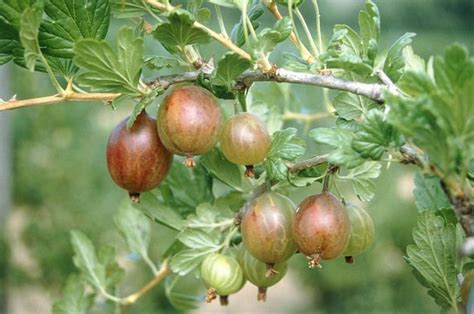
220,113 -> 271,177
201,253 -> 245,306
239,247 -> 288,302
157,84 -> 223,167
343,204 -> 375,264
106,111 -> 173,202
241,192 -> 297,273
292,192 -> 350,268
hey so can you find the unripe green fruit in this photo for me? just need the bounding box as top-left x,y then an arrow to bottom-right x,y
292,192 -> 350,268
157,85 -> 223,166
220,113 -> 271,166
241,192 -> 297,265
106,111 -> 173,202
239,247 -> 287,301
201,253 -> 244,299
343,204 -> 375,261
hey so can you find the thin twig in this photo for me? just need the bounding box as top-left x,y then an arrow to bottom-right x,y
294,7 -> 319,57
265,2 -> 316,64
282,111 -> 332,122
0,92 -> 119,111
1,68 -> 390,111
287,154 -> 329,173
121,260 -> 170,305
374,70 -> 402,96
146,0 -> 252,63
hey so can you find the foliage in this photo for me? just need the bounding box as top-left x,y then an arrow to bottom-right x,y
1,0 -> 472,313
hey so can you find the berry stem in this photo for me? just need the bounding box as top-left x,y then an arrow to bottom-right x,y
129,192 -> 141,203
245,165 -> 255,178
184,155 -> 195,168
219,295 -> 229,306
257,287 -> 267,302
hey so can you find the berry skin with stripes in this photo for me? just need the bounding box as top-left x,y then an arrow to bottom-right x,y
293,192 -> 350,268
220,112 -> 271,170
157,84 -> 223,167
201,253 -> 245,306
241,192 -> 297,268
106,111 -> 173,202
343,204 -> 375,263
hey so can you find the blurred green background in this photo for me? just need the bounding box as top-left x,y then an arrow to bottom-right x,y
0,0 -> 472,313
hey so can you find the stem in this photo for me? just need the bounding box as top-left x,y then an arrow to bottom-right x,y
287,1 -> 304,57
294,7 -> 319,56
265,2 -> 316,64
215,5 -> 228,38
0,92 -> 119,111
374,69 -> 402,96
287,154 -> 329,173
39,54 -> 64,94
121,260 -> 170,305
282,111 -> 331,122
312,0 -> 324,57
146,0 -> 252,62
245,16 -> 258,42
142,253 -> 159,275
2,68 -> 389,111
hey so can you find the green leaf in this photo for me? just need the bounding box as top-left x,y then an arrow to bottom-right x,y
310,127 -> 364,168
231,2 -> 263,47
126,89 -> 163,128
251,17 -> 292,56
248,83 -> 289,134
19,4 -> 43,71
159,162 -> 214,213
177,229 -> 220,249
145,55 -> 187,70
70,230 -> 102,289
358,0 -> 380,62
413,173 -> 451,212
165,276 -> 201,310
0,0 -> 40,30
115,203 -> 151,258
40,0 -> 110,58
388,44 -> 474,177
52,274 -> 94,314
403,45 -> 426,73
339,161 -> 381,201
133,192 -> 185,231
111,0 -> 160,18
383,32 -> 416,83
70,230 -> 120,291
74,27 -> 143,94
185,203 -> 235,229
0,17 -> 19,64
323,53 -> 373,76
333,92 -> 368,120
405,211 -> 459,310
281,52 -> 309,71
201,148 -> 250,191
153,10 -> 209,53
333,24 -> 362,56
352,109 -> 399,160
210,53 -> 252,89
264,128 -> 305,181
97,245 -> 125,289
170,247 -> 218,276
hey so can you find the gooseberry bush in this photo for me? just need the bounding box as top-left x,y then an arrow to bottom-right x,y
0,0 -> 473,312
